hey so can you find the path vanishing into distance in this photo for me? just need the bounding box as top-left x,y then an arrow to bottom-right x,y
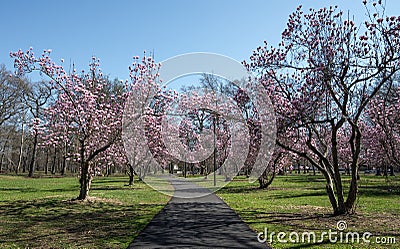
127,177 -> 270,248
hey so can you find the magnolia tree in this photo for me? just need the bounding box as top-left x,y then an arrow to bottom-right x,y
123,54 -> 173,181
245,2 -> 400,214
173,90 -> 234,178
233,86 -> 291,188
11,48 -> 125,200
366,79 -> 400,175
360,122 -> 388,172
124,69 -> 267,184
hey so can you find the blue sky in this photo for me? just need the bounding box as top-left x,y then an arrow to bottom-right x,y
1,0 -> 400,81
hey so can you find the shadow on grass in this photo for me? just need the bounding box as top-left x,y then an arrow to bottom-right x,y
273,191 -> 328,199
217,185 -> 260,194
281,175 -> 326,183
0,186 -> 78,193
92,177 -> 128,184
238,209 -> 334,227
359,185 -> 400,196
90,186 -> 127,191
0,198 -> 164,248
218,186 -> 328,200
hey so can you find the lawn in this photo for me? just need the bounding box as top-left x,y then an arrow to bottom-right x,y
1,173 -> 399,249
0,174 -> 170,249
216,174 -> 400,248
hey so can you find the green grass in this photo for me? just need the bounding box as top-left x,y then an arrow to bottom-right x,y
216,174 -> 400,248
0,174 -> 170,249
1,173 -> 399,248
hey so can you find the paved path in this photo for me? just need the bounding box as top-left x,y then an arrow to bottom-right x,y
127,177 -> 270,248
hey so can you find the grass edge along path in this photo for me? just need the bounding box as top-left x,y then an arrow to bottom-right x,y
216,174 -> 400,249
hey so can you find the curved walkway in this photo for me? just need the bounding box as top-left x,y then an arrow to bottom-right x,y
127,177 -> 270,248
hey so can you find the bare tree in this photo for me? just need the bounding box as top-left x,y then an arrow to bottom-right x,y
0,65 -> 26,126
24,81 -> 52,177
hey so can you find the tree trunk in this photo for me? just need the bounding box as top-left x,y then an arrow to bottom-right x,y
16,123 -> 24,174
0,144 -> 5,174
106,164 -> 111,177
342,124 -> 362,214
345,168 -> 359,214
44,149 -> 49,175
1,138 -> 8,173
258,170 -> 276,189
376,167 -> 382,176
78,161 -> 92,200
326,181 -> 340,215
28,133 -> 38,177
61,156 -> 66,175
128,165 -> 135,186
0,152 -> 3,173
320,169 -> 342,215
389,165 -> 395,176
51,147 -> 57,174
22,155 -> 26,173
258,156 -> 280,189
61,142 -> 68,175
333,170 -> 346,214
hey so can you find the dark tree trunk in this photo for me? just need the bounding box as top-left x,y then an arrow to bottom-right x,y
77,139 -> 89,200
342,125 -> 362,214
28,133 -> 38,177
61,156 -> 66,175
22,156 -> 26,173
258,156 -> 280,189
16,125 -> 24,175
258,170 -> 276,189
376,167 -> 382,176
61,143 -> 67,175
106,164 -> 111,177
78,161 -> 92,200
390,165 -> 395,176
326,182 -> 340,215
333,169 -> 346,214
128,165 -> 135,186
344,168 -> 359,214
0,153 -> 3,173
51,147 -> 57,174
0,144 -> 6,173
1,134 -> 10,173
44,149 -> 49,175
